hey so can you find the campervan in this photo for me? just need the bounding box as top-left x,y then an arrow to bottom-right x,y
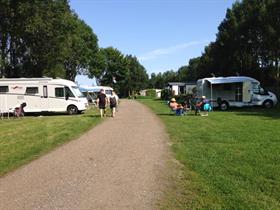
79,85 -> 113,104
197,76 -> 278,110
0,78 -> 88,114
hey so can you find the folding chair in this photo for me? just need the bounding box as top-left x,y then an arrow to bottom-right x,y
14,102 -> 26,118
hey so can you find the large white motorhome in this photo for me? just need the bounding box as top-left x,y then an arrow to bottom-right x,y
0,78 -> 88,114
197,76 -> 278,110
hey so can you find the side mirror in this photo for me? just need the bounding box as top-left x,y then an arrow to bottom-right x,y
65,95 -> 69,100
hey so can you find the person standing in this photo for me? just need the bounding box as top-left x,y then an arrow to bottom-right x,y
109,91 -> 118,117
96,89 -> 107,118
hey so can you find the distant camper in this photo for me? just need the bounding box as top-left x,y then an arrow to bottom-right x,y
0,78 -> 88,114
197,76 -> 278,110
79,85 -> 114,104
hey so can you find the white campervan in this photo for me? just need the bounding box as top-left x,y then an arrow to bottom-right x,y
197,76 -> 278,110
0,78 -> 88,114
79,85 -> 113,104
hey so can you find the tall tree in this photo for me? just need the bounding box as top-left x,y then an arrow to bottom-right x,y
98,47 -> 129,96
0,0 -> 99,81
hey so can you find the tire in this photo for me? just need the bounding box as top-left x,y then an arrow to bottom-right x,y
67,105 -> 78,115
220,101 -> 229,111
263,100 -> 273,109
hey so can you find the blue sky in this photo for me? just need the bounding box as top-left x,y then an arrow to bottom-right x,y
71,0 -> 236,85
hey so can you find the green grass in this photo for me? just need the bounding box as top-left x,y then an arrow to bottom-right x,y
0,108 -> 102,176
138,98 -> 280,209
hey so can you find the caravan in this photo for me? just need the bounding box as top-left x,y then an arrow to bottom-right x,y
197,76 -> 278,110
79,85 -> 113,104
0,78 -> 88,114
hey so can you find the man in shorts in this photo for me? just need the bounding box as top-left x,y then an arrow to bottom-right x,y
96,89 -> 107,118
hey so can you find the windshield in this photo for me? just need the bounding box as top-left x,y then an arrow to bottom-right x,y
252,83 -> 268,95
72,86 -> 86,98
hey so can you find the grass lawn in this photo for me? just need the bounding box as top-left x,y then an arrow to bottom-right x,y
138,98 -> 280,209
0,108 -> 102,176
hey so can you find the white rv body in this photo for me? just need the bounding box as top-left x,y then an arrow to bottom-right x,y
0,78 -> 88,114
197,76 -> 278,110
79,85 -> 113,103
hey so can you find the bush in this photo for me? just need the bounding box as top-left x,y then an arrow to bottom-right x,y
161,89 -> 172,100
146,89 -> 157,97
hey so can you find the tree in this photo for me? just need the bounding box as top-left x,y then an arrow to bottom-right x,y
0,0 -> 99,81
125,55 -> 148,96
62,15 -> 98,81
98,47 -> 129,96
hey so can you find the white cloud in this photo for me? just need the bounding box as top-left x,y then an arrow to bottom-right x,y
138,40 -> 208,61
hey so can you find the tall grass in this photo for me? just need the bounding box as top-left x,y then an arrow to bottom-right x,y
0,109 -> 101,176
139,98 -> 280,209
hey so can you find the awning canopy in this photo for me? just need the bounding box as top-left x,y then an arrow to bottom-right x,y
203,76 -> 259,84
79,85 -> 113,92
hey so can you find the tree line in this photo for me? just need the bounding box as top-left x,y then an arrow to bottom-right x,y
150,0 -> 280,89
1,0 -> 279,95
0,0 -> 148,97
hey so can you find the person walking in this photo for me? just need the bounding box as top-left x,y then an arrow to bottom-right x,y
109,91 -> 118,117
96,89 -> 107,118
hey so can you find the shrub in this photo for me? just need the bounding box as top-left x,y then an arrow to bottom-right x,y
161,89 -> 172,100
146,89 -> 157,97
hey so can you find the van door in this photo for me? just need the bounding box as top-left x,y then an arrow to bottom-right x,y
242,81 -> 251,102
235,83 -> 243,101
47,86 -> 68,112
40,85 -> 49,111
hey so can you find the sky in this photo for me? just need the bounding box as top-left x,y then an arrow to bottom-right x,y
71,0 -> 236,85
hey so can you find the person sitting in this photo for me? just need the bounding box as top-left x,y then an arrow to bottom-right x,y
202,98 -> 212,116
169,98 -> 185,116
14,102 -> 27,118
196,96 -> 212,116
175,103 -> 185,116
169,98 -> 178,111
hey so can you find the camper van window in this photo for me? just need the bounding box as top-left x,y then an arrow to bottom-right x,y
43,86 -> 48,98
65,87 -> 75,97
223,84 -> 233,90
72,86 -> 84,98
253,83 -> 259,94
105,90 -> 113,95
55,88 -> 64,97
0,86 -> 8,93
26,87 -> 38,95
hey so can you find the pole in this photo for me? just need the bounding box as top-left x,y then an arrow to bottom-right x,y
211,83 -> 213,108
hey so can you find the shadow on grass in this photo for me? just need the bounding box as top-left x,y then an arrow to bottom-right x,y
22,112 -> 100,118
81,114 -> 100,118
157,113 -> 176,116
217,106 -> 280,119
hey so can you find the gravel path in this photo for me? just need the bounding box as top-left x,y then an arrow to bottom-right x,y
0,100 -> 169,210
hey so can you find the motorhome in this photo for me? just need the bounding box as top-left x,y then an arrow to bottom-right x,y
0,78 -> 88,114
79,85 -> 113,104
197,76 -> 278,110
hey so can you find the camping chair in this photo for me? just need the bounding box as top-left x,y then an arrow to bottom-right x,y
169,105 -> 187,116
201,103 -> 212,116
14,102 -> 27,118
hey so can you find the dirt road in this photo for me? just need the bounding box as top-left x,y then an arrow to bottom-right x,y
0,100 -> 169,210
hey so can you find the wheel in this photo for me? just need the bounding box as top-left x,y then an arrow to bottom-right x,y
67,105 -> 78,115
263,100 -> 273,109
220,101 -> 229,111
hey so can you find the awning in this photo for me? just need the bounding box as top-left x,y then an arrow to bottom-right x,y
204,76 -> 258,84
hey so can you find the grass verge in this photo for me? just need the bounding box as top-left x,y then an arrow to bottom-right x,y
0,108 -> 102,176
138,98 -> 280,209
